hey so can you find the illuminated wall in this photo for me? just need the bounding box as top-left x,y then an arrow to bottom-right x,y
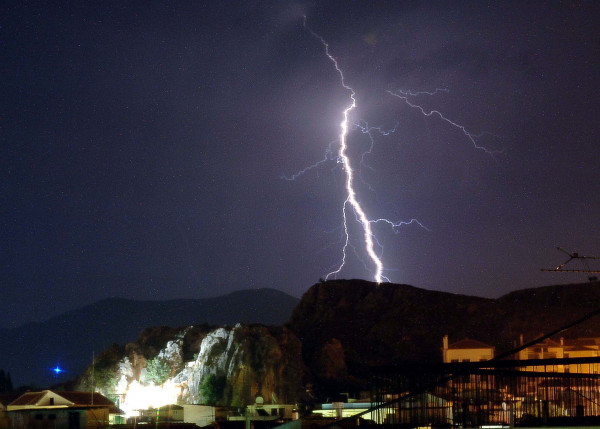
442,336 -> 494,363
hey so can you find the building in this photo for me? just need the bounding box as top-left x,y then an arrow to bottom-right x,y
360,336 -> 600,427
313,400 -> 383,423
517,335 -> 600,373
182,404 -> 216,427
138,404 -> 184,422
517,336 -> 564,360
442,335 -> 495,363
564,337 -> 600,357
7,390 -> 123,428
370,356 -> 600,427
442,334 -> 600,372
246,403 -> 296,420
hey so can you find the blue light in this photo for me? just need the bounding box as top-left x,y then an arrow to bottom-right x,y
52,365 -> 63,375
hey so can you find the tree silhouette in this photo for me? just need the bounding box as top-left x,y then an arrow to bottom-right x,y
0,370 -> 11,393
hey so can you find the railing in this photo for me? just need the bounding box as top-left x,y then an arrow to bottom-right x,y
367,357 -> 600,427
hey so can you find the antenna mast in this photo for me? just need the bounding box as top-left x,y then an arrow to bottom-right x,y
91,352 -> 94,405
541,247 -> 600,281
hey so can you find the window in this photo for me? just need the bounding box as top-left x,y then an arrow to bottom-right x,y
49,397 -> 54,405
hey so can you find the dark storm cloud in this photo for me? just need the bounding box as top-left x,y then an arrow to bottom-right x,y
1,1 -> 600,328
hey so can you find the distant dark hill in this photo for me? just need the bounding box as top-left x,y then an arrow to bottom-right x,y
7,279 -> 600,393
0,288 -> 298,388
494,282 -> 600,341
289,279 -> 600,383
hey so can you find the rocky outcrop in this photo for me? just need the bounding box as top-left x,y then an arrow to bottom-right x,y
75,279 -> 600,408
77,323 -> 304,411
289,280 -> 495,377
176,324 -> 304,405
315,338 -> 347,380
289,279 -> 600,390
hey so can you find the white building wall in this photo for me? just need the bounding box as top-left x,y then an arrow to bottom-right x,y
182,405 -> 215,427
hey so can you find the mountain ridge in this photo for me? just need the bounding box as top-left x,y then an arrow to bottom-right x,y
4,280 -> 599,392
0,288 -> 299,387
289,279 -> 600,390
68,279 -> 600,406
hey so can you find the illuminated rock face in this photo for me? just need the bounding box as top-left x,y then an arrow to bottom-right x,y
87,324 -> 304,416
176,326 -> 237,403
177,324 -> 304,406
115,357 -> 133,393
157,333 -> 186,372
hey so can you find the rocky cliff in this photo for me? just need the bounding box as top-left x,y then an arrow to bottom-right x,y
76,324 -> 304,416
75,279 -> 600,410
289,279 -> 600,391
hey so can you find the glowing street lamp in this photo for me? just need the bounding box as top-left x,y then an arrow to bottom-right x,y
52,364 -> 63,379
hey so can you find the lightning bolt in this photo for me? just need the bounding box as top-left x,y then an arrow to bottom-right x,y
355,121 -> 398,193
280,141 -> 337,181
387,88 -> 503,155
292,19 -> 498,285
303,19 -> 388,284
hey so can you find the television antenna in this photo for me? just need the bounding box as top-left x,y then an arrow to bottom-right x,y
541,247 -> 600,281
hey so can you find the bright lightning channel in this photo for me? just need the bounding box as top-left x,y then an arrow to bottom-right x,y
294,20 -> 498,285
303,19 -> 387,284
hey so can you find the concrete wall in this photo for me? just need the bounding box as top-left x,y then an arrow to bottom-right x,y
444,347 -> 494,363
183,404 -> 215,427
10,409 -> 83,429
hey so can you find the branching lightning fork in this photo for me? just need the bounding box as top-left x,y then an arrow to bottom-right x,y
388,89 -> 503,155
287,19 -> 498,285
280,141 -> 337,181
302,19 -> 418,284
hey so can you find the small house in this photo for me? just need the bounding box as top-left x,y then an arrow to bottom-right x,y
7,390 -> 123,428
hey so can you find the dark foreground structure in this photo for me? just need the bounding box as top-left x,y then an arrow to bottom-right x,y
367,357 -> 600,427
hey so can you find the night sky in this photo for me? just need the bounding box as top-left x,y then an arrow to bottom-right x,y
2,1 -> 600,328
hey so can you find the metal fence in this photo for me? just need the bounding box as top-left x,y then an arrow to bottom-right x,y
368,357 -> 600,427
